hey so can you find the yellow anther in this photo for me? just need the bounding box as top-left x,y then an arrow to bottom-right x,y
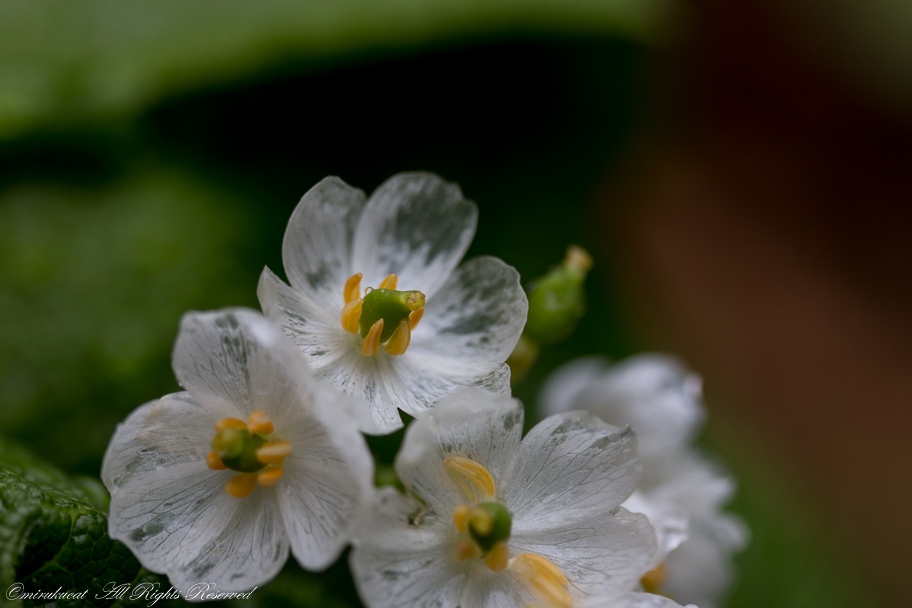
452,504 -> 469,533
468,506 -> 494,536
256,466 -> 284,487
256,440 -> 292,466
247,410 -> 274,435
215,417 -> 247,432
206,451 -> 227,470
383,319 -> 411,356
484,542 -> 510,572
408,307 -> 424,330
455,538 -> 481,561
510,554 -> 571,608
361,318 -> 384,356
225,473 -> 257,498
344,273 -> 363,304
341,298 -> 363,334
443,456 -> 496,502
640,563 -> 668,594
378,273 -> 398,290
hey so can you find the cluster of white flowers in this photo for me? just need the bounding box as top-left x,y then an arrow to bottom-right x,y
103,172 -> 744,607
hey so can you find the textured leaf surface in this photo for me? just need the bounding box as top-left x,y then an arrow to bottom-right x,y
0,438 -> 172,607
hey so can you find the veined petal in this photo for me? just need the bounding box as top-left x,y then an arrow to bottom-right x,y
547,355 -> 705,459
172,307 -> 347,430
502,412 -> 640,532
459,566 -> 536,608
409,256 -> 527,365
510,508 -> 657,599
350,488 -> 466,608
275,390 -> 375,569
396,389 -> 524,512
576,592 -> 694,608
102,394 -> 288,592
282,176 -> 367,311
351,172 -> 477,299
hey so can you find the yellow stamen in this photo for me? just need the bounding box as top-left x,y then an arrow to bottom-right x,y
256,440 -> 292,465
341,298 -> 363,334
257,466 -> 284,487
361,318 -> 384,356
247,410 -> 274,435
443,456 -> 496,502
378,273 -> 398,290
214,417 -> 247,432
344,273 -> 363,304
468,506 -> 494,536
640,563 -> 668,594
455,538 -> 481,561
383,319 -> 411,355
225,473 -> 257,498
509,553 -> 571,608
484,542 -> 510,572
408,307 -> 424,330
452,504 -> 469,533
206,451 -> 227,470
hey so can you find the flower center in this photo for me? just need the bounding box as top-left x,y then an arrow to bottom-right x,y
206,410 -> 292,498
443,456 -> 571,606
340,273 -> 425,356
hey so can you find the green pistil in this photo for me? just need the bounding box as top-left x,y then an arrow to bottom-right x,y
212,427 -> 267,472
469,501 -> 513,554
359,288 -> 425,341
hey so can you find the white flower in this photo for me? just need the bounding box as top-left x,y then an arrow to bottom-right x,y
542,355 -> 749,608
350,388 -> 689,608
258,172 -> 528,434
102,309 -> 374,595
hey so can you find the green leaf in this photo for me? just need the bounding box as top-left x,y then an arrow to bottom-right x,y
0,437 -> 175,608
0,0 -> 675,138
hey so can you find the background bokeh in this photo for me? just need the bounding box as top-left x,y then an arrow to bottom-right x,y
2,1 -> 909,607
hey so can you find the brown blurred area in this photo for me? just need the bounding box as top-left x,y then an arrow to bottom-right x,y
601,0 -> 912,605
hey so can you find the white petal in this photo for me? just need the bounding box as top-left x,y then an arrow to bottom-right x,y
102,394 -> 288,593
539,356 -> 609,418
350,488 -> 466,608
568,354 -> 705,458
282,176 -> 367,311
662,523 -> 737,608
502,412 -> 640,532
622,490 -> 689,566
576,592 -> 693,608
274,390 -> 375,570
510,508 -> 657,599
459,566 -> 536,608
396,389 -> 524,512
172,307 -> 324,426
351,172 -> 477,298
410,256 -> 527,365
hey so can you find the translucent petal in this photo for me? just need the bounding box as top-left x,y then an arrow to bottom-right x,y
102,395 -> 288,592
172,307 -> 328,427
550,355 -> 705,459
622,490 -> 689,566
501,412 -> 641,531
459,566 -> 535,608
409,256 -> 527,365
351,172 -> 477,299
539,356 -> 608,418
396,389 -> 524,512
510,508 -> 656,599
282,176 -> 367,311
576,592 -> 692,608
275,392 -> 374,569
350,488 -> 466,608
662,521 -> 739,608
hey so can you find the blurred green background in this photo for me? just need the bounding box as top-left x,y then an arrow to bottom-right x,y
4,0 -> 909,606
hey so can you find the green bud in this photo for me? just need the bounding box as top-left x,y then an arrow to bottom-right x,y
522,245 -> 592,346
468,501 -> 512,553
213,427 -> 267,472
359,288 -> 425,341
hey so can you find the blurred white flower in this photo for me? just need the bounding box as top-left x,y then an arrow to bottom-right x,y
102,309 -> 374,594
542,354 -> 749,608
350,388 -> 688,608
258,172 -> 527,434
